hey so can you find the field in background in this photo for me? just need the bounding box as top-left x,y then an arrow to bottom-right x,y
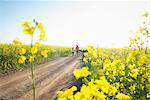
0,43 -> 71,75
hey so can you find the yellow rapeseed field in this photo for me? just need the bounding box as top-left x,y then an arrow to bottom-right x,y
56,11 -> 150,100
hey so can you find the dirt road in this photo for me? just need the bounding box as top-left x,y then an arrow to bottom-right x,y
0,55 -> 81,100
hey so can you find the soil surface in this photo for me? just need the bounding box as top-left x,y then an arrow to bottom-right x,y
0,55 -> 81,100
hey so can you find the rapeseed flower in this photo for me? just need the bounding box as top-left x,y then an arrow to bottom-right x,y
18,56 -> 26,64
73,67 -> 91,79
21,21 -> 35,36
142,11 -> 150,17
41,50 -> 48,58
31,46 -> 37,54
29,56 -> 34,63
116,93 -> 130,100
57,86 -> 77,100
12,38 -> 23,45
38,22 -> 46,40
34,42 -> 41,47
129,68 -> 139,79
19,48 -> 26,55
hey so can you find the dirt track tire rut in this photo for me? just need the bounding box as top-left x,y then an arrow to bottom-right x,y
0,55 -> 81,100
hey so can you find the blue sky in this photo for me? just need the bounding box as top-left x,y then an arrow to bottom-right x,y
0,0 -> 150,47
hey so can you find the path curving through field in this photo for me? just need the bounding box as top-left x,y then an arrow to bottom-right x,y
0,55 -> 81,100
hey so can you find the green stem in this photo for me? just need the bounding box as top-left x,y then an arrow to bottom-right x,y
31,34 -> 33,47
31,63 -> 36,100
31,31 -> 35,99
145,35 -> 148,54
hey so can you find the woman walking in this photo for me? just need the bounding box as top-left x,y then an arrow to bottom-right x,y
75,45 -> 79,55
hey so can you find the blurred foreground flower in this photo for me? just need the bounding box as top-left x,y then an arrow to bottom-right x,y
116,93 -> 131,100
31,46 -> 38,54
21,21 -> 35,36
37,22 -> 46,40
29,56 -> 34,63
142,11 -> 150,17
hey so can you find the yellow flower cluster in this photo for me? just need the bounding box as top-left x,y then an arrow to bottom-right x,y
95,76 -> 117,97
19,48 -> 26,55
57,86 -> 77,100
41,50 -> 49,58
29,56 -> 34,63
56,11 -> 150,99
18,48 -> 26,64
129,68 -> 139,79
129,11 -> 150,49
57,76 -> 130,100
142,11 -> 150,17
38,22 -> 46,40
116,93 -> 131,100
57,46 -> 149,99
18,20 -> 49,64
21,20 -> 46,41
34,42 -> 41,47
12,38 -> 23,45
21,21 -> 35,36
31,46 -> 38,54
74,82 -> 106,100
73,67 -> 91,79
18,56 -> 26,64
